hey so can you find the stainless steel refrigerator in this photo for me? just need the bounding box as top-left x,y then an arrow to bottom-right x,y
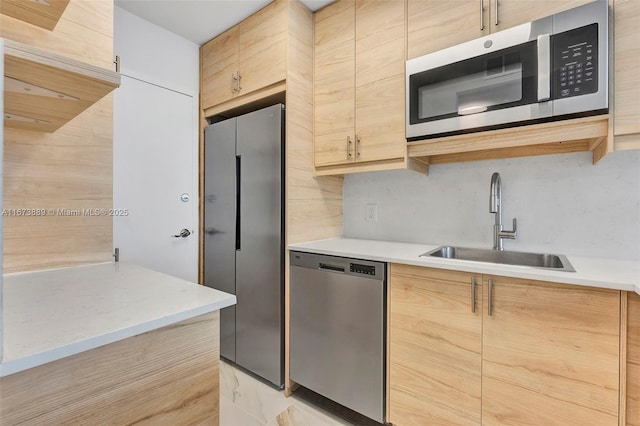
203,104 -> 284,388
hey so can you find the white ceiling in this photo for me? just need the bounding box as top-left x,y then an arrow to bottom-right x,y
115,0 -> 334,45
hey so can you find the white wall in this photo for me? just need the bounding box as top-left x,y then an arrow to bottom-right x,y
343,150 -> 640,260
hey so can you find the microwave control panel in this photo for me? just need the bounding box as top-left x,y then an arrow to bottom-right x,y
552,23 -> 598,100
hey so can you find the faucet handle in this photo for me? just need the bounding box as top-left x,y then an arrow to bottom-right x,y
499,218 -> 517,240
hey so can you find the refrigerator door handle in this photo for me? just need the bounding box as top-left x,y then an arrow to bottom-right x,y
236,154 -> 241,251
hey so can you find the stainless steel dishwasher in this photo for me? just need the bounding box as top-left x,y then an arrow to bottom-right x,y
290,251 -> 386,423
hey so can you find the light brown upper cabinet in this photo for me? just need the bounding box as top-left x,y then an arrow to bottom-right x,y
613,0 -> 640,149
200,0 -> 287,111
314,0 -> 412,174
3,39 -> 120,133
408,0 -> 593,59
389,264 -> 622,425
0,0 -> 70,31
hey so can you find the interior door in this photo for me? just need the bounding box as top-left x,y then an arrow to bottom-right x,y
113,76 -> 197,281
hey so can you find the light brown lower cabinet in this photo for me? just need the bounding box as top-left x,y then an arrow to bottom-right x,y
481,275 -> 620,426
389,264 -> 621,425
390,265 -> 481,425
628,292 -> 640,426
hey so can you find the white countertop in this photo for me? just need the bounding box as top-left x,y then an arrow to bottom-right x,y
0,262 -> 236,377
289,238 -> 640,295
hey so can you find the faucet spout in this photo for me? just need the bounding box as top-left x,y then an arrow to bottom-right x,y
489,172 -> 516,250
489,172 -> 501,214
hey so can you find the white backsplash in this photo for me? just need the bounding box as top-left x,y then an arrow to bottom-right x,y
343,150 -> 640,260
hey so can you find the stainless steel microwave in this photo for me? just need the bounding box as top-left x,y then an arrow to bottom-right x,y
406,0 -> 608,140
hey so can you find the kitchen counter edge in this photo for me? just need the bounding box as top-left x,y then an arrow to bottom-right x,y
288,238 -> 640,295
0,262 -> 236,377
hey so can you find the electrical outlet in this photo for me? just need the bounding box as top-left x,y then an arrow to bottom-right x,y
366,204 -> 377,222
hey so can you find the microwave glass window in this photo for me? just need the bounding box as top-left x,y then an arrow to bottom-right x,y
409,41 -> 538,125
418,62 -> 522,119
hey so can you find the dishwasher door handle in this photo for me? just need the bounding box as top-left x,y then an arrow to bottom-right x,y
318,263 -> 345,273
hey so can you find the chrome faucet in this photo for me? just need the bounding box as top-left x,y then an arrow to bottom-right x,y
489,172 -> 517,250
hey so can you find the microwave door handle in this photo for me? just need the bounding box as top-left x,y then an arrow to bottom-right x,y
537,34 -> 551,102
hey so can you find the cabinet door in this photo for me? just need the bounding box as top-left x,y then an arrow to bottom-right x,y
408,0 -> 488,59
614,0 -> 640,137
354,0 -> 406,163
313,0 -> 356,167
201,26 -> 238,110
628,292 -> 640,425
492,0 -> 594,32
482,276 -> 620,425
237,0 -> 287,98
390,265 -> 482,425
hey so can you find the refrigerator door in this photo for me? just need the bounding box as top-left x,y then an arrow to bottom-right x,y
203,117 -> 237,361
235,104 -> 284,387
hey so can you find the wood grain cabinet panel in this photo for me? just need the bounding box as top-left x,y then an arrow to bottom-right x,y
628,292 -> 640,426
408,0 -> 489,59
3,39 -> 120,133
313,0 -> 407,172
313,0 -> 356,167
200,0 -> 287,111
0,312 -> 220,425
389,265 -> 482,426
407,0 -> 592,59
482,276 -> 620,426
492,0 -> 594,32
354,0 -> 406,164
614,0 -> 640,148
0,0 -> 70,30
238,0 -> 287,97
389,266 -> 622,425
201,26 -> 239,110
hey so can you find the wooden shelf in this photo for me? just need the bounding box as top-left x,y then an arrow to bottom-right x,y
407,115 -> 611,165
1,0 -> 70,31
3,38 -> 120,133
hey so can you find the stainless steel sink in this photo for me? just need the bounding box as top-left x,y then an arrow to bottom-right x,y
421,246 -> 575,272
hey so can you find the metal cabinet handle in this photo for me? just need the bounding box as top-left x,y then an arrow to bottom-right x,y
494,0 -> 499,26
471,276 -> 477,313
347,136 -> 353,159
355,134 -> 361,158
232,71 -> 242,93
480,0 -> 484,31
488,278 -> 494,316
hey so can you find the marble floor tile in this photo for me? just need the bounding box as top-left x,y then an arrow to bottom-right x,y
220,361 -> 357,426
265,399 -> 354,426
220,396 -> 263,426
220,361 -> 295,424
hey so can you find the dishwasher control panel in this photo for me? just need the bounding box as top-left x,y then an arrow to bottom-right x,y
350,263 -> 376,276
291,251 -> 386,281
